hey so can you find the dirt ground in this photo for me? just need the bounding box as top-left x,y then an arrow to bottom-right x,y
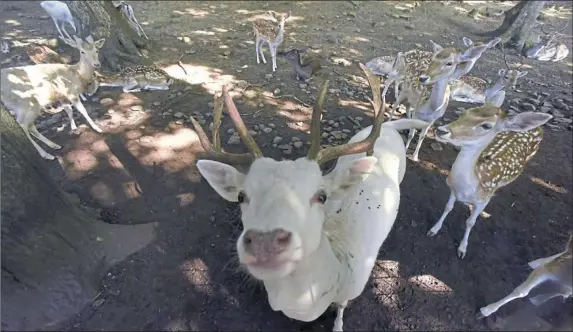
1,1 -> 573,331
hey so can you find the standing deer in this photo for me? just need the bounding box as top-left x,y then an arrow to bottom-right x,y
253,11 -> 291,72
189,64 -> 430,331
40,1 -> 77,40
478,234 -> 572,318
429,106 -> 553,258
1,35 -> 105,160
525,23 -> 570,62
397,38 -> 501,162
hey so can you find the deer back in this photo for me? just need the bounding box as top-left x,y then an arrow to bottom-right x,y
475,127 -> 543,194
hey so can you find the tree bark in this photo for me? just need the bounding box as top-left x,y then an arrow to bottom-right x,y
1,106 -> 157,330
484,1 -> 546,53
65,0 -> 149,71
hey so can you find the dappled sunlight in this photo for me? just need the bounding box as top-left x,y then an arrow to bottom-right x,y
339,99 -> 372,113
371,260 -> 401,307
4,19 -> 21,26
530,176 -> 568,194
417,160 -> 450,177
408,274 -> 453,293
161,62 -> 238,94
352,36 -> 371,43
179,258 -> 212,286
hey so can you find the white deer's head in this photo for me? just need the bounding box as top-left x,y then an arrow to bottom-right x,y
62,35 -> 105,68
192,65 -> 385,281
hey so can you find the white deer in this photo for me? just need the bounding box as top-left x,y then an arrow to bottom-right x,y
189,64 -> 430,331
252,11 -> 291,72
40,1 -> 77,40
1,35 -> 105,160
478,234 -> 572,318
114,1 -> 149,39
429,106 -> 553,258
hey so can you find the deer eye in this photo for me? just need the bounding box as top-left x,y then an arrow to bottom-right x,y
312,190 -> 327,204
237,191 -> 247,203
480,123 -> 493,130
446,61 -> 453,66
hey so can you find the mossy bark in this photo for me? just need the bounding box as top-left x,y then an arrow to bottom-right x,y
1,106 -> 156,330
65,0 -> 149,71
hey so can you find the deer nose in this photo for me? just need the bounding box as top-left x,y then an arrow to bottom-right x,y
242,228 -> 293,258
435,126 -> 450,137
419,75 -> 430,83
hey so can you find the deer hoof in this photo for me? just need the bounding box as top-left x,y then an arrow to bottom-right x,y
42,153 -> 56,160
427,229 -> 438,237
457,247 -> 467,259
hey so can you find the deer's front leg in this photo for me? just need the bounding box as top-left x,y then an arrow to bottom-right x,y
29,124 -> 61,150
269,44 -> 277,72
428,190 -> 456,237
411,125 -> 431,162
457,201 -> 488,259
63,104 -> 78,132
73,100 -> 103,133
478,268 -> 550,318
332,300 -> 348,332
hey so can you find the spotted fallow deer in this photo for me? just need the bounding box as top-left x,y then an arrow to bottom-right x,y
189,64 -> 430,331
399,37 -> 501,162
429,106 -> 553,258
253,11 -> 291,72
477,234 -> 572,318
0,35 -> 105,160
450,43 -> 528,107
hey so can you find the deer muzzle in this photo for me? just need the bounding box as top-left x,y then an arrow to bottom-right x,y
241,228 -> 293,268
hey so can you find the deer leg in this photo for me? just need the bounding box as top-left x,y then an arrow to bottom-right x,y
457,201 -> 488,259
52,18 -> 66,40
255,36 -> 261,64
122,79 -> 141,93
405,128 -> 416,150
21,124 -> 55,160
529,289 -> 571,306
270,44 -> 277,72
258,39 -> 267,64
332,300 -> 348,332
63,104 -> 78,132
29,124 -> 61,150
73,101 -> 103,133
411,125 -> 430,162
528,253 -> 563,269
478,268 -> 550,318
428,190 -> 456,237
61,23 -> 73,40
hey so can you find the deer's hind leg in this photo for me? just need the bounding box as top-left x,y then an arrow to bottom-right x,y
29,124 -> 61,150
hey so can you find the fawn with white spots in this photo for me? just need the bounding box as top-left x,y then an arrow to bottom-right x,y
429,106 -> 553,258
478,234 -> 572,318
189,64 -> 430,331
252,11 -> 291,72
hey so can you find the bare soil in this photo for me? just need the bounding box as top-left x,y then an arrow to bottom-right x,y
1,1 -> 572,331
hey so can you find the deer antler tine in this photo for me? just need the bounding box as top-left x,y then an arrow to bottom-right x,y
500,42 -> 511,70
359,63 -> 382,117
222,86 -> 263,158
314,64 -> 386,164
211,92 -> 223,151
307,80 -> 329,160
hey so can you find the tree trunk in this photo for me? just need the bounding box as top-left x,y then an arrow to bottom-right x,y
65,0 -> 149,71
1,106 -> 157,330
485,1 -> 546,53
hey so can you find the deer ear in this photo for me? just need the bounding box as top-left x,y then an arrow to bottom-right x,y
463,37 -> 473,47
196,160 -> 245,202
502,112 -> 552,132
458,44 -> 489,62
94,38 -> 106,49
429,40 -> 443,54
486,37 -> 502,48
284,11 -> 291,19
517,71 -> 528,78
324,157 -> 377,200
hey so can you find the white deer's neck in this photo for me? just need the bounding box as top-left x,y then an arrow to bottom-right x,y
263,233 -> 349,321
73,55 -> 94,83
484,80 -> 504,99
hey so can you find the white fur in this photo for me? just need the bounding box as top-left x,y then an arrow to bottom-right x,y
196,119 -> 429,331
40,1 -> 77,40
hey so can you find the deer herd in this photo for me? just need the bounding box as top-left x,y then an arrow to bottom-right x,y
1,2 -> 571,331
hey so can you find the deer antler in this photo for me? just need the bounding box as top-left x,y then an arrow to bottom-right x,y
190,88 -> 261,164
307,63 -> 385,164
500,42 -> 511,70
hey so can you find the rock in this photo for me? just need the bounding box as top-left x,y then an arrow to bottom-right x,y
331,131 -> 343,139
332,57 -> 352,67
227,128 -> 235,134
173,112 -> 185,118
153,101 -> 161,107
539,106 -> 553,113
228,133 -> 241,144
556,117 -> 572,124
299,83 -> 307,89
273,89 -> 281,95
553,98 -> 567,110
277,144 -> 291,150
265,74 -> 273,80
520,102 -> 535,112
100,98 -> 114,106
293,141 -> 303,149
258,103 -> 264,108
430,142 -> 443,151
262,127 -> 273,133
222,50 -> 231,56
396,36 -> 403,41
414,43 -> 422,48
273,136 -> 283,144
283,148 -> 292,155
268,123 -> 276,128
248,130 -> 258,136
551,109 -> 563,118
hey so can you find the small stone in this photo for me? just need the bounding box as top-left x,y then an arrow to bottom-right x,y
430,142 -> 443,151
277,144 -> 291,150
396,36 -> 403,41
268,123 -> 276,128
539,106 -> 552,113
283,148 -> 292,155
209,216 -> 215,222
273,136 -> 283,144
262,127 -> 272,133
553,99 -> 566,110
299,83 -> 307,89
258,103 -> 264,108
520,102 -> 535,112
331,131 -> 343,139
153,101 -> 161,107
265,74 -> 273,80
93,298 -> 105,309
100,98 -> 114,106
551,109 -> 563,118
248,130 -> 258,136
228,133 -> 241,144
173,112 -> 185,118
227,128 -> 235,134
273,89 -> 281,95
208,102 -> 214,108
414,43 -> 422,48
293,141 -> 303,149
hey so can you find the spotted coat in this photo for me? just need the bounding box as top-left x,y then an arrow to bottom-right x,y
476,127 -> 543,193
